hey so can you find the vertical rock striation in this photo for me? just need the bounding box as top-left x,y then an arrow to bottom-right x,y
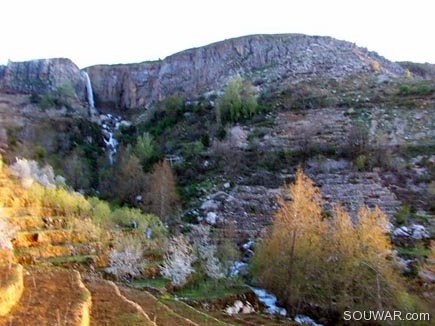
0,34 -> 406,111
85,34 -> 405,110
0,58 -> 87,101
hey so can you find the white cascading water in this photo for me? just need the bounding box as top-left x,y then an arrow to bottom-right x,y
101,114 -> 121,164
83,71 -> 95,109
83,71 -> 119,164
231,240 -> 323,326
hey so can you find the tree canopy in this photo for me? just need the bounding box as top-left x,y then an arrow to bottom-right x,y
251,168 -> 426,318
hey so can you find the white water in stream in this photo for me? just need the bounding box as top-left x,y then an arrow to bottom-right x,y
249,286 -> 287,316
83,71 -> 119,164
231,239 -> 324,326
101,114 -> 120,164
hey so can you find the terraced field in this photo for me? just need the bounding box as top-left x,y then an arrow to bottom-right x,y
0,168 -> 298,325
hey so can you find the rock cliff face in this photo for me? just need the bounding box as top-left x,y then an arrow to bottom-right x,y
0,34 -> 406,111
84,61 -> 161,110
85,34 -> 405,110
0,58 -> 87,102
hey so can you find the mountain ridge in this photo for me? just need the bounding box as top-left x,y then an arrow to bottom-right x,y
1,33 -> 406,111
85,33 -> 405,110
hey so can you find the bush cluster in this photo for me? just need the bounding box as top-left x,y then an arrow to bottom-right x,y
215,77 -> 258,125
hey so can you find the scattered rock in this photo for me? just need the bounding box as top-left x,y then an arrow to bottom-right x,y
224,299 -> 255,315
228,126 -> 248,149
418,269 -> 435,283
205,212 -> 218,225
392,224 -> 429,244
200,200 -> 219,212
396,256 -> 416,273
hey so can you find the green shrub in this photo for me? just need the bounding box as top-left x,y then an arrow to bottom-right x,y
30,93 -> 41,104
34,185 -> 92,217
110,207 -> 165,239
32,145 -> 47,162
183,141 -> 204,158
394,205 -> 411,226
215,77 -> 258,125
130,132 -> 156,171
88,197 -> 112,225
354,154 -> 367,171
55,81 -> 75,108
397,82 -> 435,96
164,95 -> 184,123
39,93 -> 56,110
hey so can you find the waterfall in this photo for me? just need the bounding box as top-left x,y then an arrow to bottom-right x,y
82,70 -> 120,164
83,71 -> 95,109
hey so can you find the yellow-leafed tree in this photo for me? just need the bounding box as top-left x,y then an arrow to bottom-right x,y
251,167 -> 324,308
251,168 -> 425,316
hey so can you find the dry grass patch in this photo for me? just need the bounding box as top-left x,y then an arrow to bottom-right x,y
119,286 -> 198,326
15,244 -> 72,261
0,266 -> 91,326
161,299 -> 232,326
0,264 -> 24,317
10,215 -> 45,230
84,276 -> 155,326
13,229 -> 73,247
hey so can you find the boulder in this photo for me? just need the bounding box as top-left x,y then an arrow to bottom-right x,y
224,299 -> 255,315
205,212 -> 218,225
200,199 -> 219,212
393,224 -> 429,242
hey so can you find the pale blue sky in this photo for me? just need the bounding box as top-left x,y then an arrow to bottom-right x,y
1,0 -> 434,68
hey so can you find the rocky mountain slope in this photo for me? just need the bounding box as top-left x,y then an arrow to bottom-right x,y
84,33 -> 405,110
1,34 -> 405,111
1,33 -> 434,226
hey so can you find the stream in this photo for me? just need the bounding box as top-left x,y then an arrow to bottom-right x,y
231,240 -> 324,326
